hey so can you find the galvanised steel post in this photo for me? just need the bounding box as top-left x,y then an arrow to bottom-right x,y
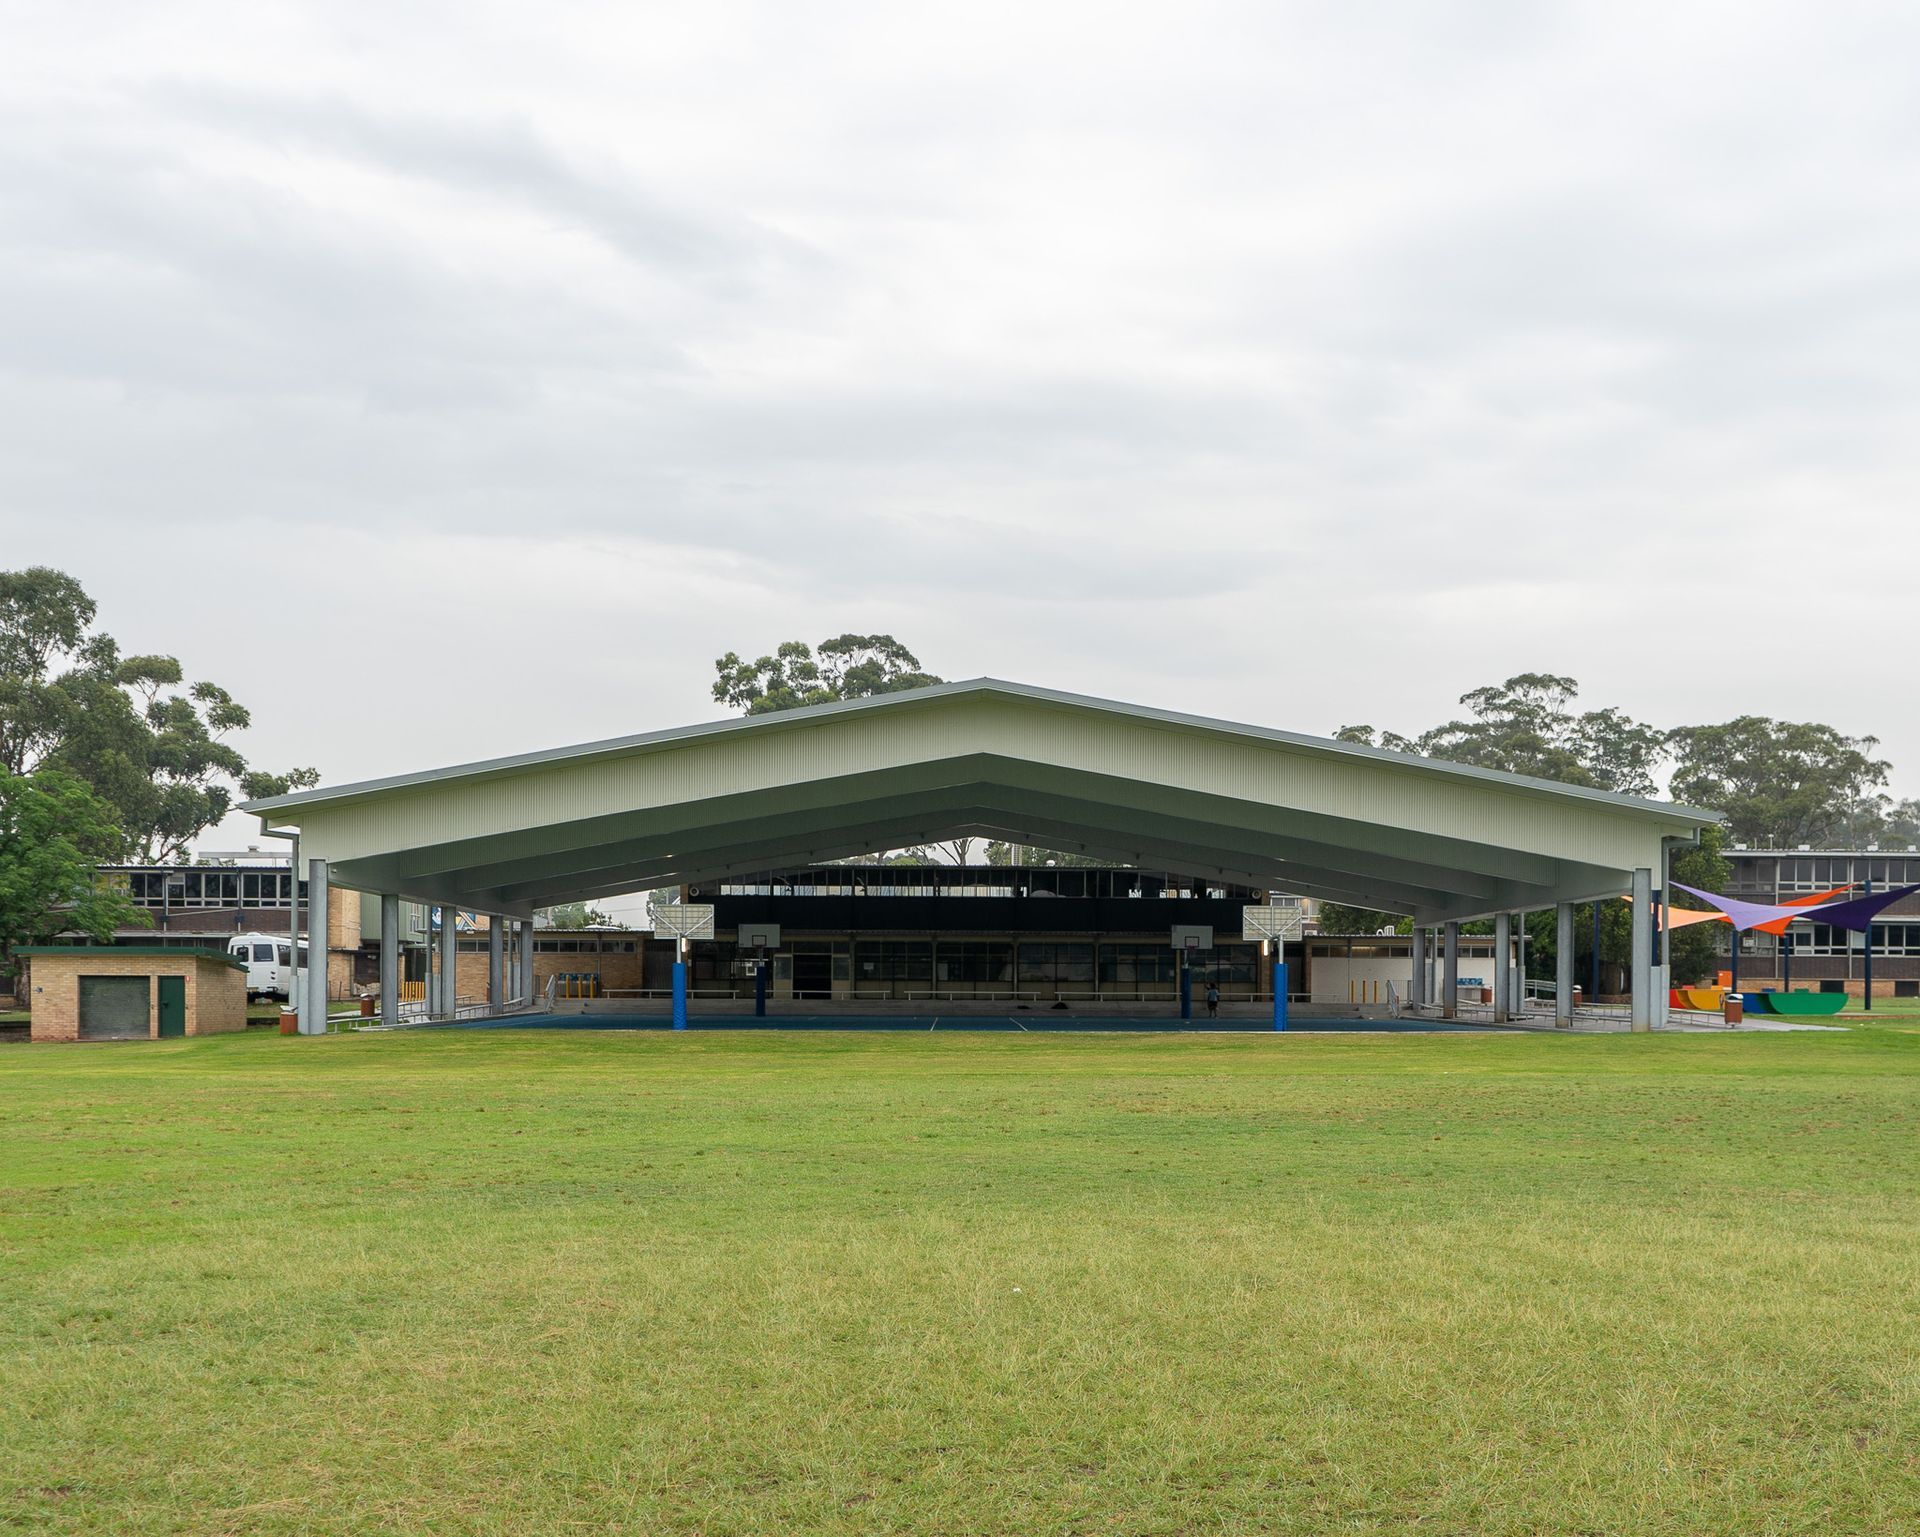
380,893 -> 399,1027
1590,901 -> 1602,1002
1494,912 -> 1511,1024
1630,867 -> 1653,1032
1555,902 -> 1574,1027
438,908 -> 457,1020
303,857 -> 329,1035
1863,876 -> 1874,1011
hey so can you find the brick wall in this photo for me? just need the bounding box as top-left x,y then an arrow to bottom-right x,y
534,947 -> 644,995
193,961 -> 249,1034
326,897 -> 361,952
444,945 -> 645,1002
29,952 -> 248,1043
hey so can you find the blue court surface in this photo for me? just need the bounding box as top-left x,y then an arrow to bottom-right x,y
452,1013 -> 1498,1034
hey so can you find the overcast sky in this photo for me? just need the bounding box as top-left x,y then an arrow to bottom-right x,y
5,0 -> 1918,897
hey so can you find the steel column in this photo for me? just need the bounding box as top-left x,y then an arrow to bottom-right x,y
1630,867 -> 1653,1032
1442,922 -> 1459,1019
488,918 -> 504,1005
1555,901 -> 1574,1027
1863,876 -> 1875,1011
438,909 -> 457,1020
1590,901 -> 1602,1001
302,857 -> 328,1035
1494,912 -> 1511,1023
288,832 -> 301,1022
519,919 -> 534,1006
380,893 -> 399,1027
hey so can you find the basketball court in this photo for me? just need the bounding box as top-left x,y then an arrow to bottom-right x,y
446,1012 -> 1501,1034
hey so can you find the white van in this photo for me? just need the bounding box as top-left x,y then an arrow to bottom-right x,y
227,931 -> 306,999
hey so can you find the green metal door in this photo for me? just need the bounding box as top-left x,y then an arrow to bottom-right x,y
157,975 -> 186,1038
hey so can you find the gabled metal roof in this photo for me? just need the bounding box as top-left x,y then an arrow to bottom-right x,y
240,677 -> 1720,825
242,679 -> 1718,923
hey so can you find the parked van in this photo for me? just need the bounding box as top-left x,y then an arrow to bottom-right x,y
227,932 -> 306,999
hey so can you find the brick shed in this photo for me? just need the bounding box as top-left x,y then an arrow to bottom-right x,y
19,947 -> 249,1043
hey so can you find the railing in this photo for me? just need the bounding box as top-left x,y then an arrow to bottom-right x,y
353,990 -> 539,1028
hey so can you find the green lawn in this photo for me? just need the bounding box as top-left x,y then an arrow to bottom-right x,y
4,1029 -> 1919,1535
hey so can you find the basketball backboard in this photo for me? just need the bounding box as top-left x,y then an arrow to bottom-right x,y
1241,906 -> 1305,943
651,903 -> 715,941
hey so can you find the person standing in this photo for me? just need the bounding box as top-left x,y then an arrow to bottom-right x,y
1205,980 -> 1220,1019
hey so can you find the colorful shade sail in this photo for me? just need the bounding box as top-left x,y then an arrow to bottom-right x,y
1671,879 -> 1920,933
1779,882 -> 1920,933
1623,896 -> 1729,929
1668,881 -> 1823,932
1753,886 -> 1856,937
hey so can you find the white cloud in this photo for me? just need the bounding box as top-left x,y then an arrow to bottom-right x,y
3,0 -> 1917,843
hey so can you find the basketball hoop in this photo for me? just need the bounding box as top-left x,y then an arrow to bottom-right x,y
652,904 -> 715,955
1242,905 -> 1304,944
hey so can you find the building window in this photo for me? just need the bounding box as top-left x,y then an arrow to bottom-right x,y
1194,942 -> 1259,984
691,941 -> 739,983
855,940 -> 933,984
1099,943 -> 1177,984
937,941 -> 1012,983
1017,943 -> 1095,986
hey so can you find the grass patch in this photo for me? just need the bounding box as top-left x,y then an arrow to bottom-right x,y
4,1028 -> 1919,1533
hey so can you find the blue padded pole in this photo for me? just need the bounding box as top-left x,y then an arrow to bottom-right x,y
672,960 -> 688,1030
754,957 -> 768,1018
1180,962 -> 1192,1021
1274,956 -> 1289,1031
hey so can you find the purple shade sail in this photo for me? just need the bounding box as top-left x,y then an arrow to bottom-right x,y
1670,879 -> 1920,933
1668,881 -> 1811,931
1777,882 -> 1920,933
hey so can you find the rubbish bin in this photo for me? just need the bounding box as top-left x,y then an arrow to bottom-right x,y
359,995 -> 376,1018
279,1007 -> 299,1035
1723,994 -> 1744,1027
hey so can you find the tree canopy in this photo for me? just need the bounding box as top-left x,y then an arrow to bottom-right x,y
1336,673 -> 1665,795
0,567 -> 316,862
539,901 -> 619,929
0,767 -> 147,978
713,634 -> 941,716
1341,672 -> 1913,851
1667,717 -> 1897,848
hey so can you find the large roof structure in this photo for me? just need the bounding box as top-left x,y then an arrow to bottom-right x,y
241,679 -> 1719,923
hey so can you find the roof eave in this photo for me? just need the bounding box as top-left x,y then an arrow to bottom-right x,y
238,676 -> 1723,829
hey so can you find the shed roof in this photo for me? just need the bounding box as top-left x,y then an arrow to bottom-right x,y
242,679 -> 1718,924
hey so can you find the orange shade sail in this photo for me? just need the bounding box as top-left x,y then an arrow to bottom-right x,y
1753,886 -> 1857,936
1620,897 -> 1729,929
1621,884 -> 1857,934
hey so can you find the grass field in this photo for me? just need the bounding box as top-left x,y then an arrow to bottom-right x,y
5,1028 -> 1919,1535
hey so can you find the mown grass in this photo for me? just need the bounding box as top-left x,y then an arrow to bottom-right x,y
4,1028 -> 1918,1535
